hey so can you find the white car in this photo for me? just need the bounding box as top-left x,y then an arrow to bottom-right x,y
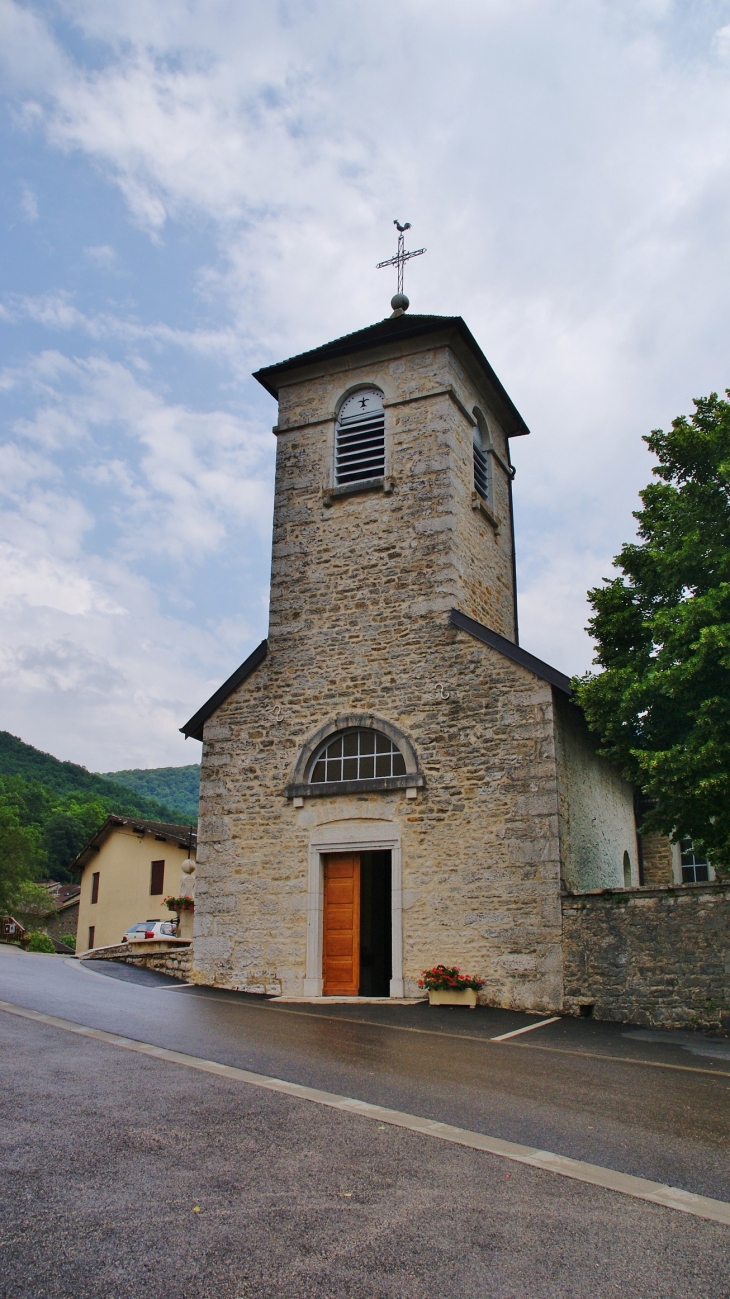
121,919 -> 177,943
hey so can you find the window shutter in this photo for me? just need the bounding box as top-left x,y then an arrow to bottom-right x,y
336,390 -> 385,485
150,860 -> 165,895
91,872 -> 100,904
473,436 -> 489,501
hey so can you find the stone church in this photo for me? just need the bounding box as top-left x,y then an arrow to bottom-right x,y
181,306 -> 643,1011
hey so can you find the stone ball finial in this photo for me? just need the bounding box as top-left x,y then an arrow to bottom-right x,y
391,293 -> 409,312
181,858 -> 195,875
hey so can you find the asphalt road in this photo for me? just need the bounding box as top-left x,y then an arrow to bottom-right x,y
1,945 -> 729,1297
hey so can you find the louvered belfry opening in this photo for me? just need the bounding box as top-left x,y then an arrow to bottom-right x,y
473,430 -> 488,501
335,388 -> 385,485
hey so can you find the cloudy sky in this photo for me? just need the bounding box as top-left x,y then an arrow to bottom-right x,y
2,0 -> 730,771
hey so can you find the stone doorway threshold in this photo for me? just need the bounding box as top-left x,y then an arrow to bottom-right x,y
272,995 -> 426,1005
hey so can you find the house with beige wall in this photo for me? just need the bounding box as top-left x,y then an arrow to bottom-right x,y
72,816 -> 196,954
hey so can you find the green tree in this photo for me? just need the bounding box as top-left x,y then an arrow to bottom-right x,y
575,391 -> 730,872
41,797 -> 110,880
27,931 -> 56,953
0,806 -> 45,915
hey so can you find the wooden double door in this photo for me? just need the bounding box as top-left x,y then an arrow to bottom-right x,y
323,854 -> 361,996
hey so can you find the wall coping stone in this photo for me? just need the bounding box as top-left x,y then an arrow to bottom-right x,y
562,881 -> 730,905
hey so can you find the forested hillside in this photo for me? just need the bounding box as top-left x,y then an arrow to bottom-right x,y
0,732 -> 194,884
102,764 -> 200,819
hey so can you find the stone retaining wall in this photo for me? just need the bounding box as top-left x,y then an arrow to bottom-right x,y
562,882 -> 730,1033
81,943 -> 192,981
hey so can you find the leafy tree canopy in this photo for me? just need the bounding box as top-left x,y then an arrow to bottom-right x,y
101,764 -> 200,820
575,391 -> 730,872
0,798 -> 44,916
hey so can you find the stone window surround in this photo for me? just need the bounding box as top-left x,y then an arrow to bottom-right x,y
273,383 -> 515,520
334,384 -> 387,489
304,819 -> 404,998
331,382 -> 390,494
286,713 -> 424,801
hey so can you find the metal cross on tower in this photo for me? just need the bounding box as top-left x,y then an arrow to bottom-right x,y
376,220 -> 426,311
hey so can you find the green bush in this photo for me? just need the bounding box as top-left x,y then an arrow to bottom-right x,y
60,933 -> 76,950
27,931 -> 56,953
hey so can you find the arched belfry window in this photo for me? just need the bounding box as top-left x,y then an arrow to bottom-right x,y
473,410 -> 490,502
335,388 -> 385,485
310,730 -> 406,783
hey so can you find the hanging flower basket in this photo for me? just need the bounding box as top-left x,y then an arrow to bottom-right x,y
418,965 -> 484,1008
164,895 -> 194,912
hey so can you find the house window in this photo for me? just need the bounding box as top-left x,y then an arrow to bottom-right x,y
88,926 -> 95,949
150,860 -> 165,895
680,840 -> 709,883
335,389 -> 385,485
91,872 -> 100,904
309,729 -> 406,784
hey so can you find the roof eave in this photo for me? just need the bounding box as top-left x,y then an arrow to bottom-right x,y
252,316 -> 529,438
449,608 -> 572,694
180,639 -> 268,742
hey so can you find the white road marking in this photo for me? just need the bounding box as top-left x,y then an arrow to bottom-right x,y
491,1016 -> 562,1041
2,998 -> 729,1228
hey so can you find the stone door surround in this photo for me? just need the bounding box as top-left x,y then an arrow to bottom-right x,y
305,818 -> 403,997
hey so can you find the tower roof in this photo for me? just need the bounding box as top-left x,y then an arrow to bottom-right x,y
253,313 -> 530,438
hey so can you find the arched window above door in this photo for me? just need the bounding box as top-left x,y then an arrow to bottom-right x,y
310,729 -> 406,784
286,713 -> 423,799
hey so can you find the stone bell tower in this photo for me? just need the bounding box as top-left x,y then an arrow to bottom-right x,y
182,299 -> 579,1010
253,310 -> 528,660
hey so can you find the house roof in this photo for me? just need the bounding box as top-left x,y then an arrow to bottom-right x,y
69,816 -> 197,873
252,314 -> 530,439
58,892 -> 81,913
180,639 -> 268,742
38,882 -> 80,907
449,608 -> 572,694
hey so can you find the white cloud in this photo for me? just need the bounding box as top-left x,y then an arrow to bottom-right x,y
0,542 -> 122,617
0,345 -> 273,767
3,0 -> 730,763
19,184 -> 38,221
84,244 -> 117,267
4,351 -> 273,556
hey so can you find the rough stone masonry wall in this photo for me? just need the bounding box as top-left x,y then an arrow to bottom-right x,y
196,628 -> 565,1011
81,944 -> 193,980
562,883 -> 730,1033
640,832 -> 675,887
271,334 -> 517,641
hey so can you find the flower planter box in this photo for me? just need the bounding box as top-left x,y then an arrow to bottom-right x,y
428,988 -> 478,1008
